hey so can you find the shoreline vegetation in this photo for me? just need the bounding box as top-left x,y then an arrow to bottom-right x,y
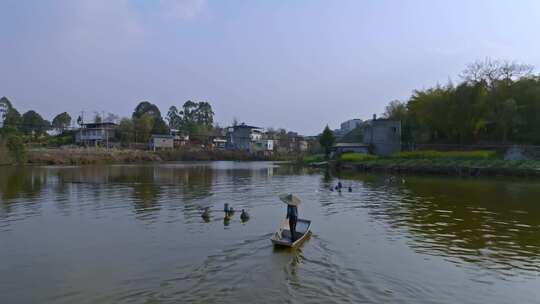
3,145 -> 540,179
304,151 -> 540,178
14,147 -> 298,166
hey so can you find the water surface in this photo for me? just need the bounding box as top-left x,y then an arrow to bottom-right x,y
1,162 -> 539,303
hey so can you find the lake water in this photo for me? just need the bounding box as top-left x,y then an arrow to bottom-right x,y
1,162 -> 539,304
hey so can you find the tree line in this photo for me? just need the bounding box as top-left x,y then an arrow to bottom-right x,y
383,58 -> 540,145
0,97 -> 216,144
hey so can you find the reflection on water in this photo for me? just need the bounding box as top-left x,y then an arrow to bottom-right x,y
1,162 -> 539,304
341,174 -> 540,276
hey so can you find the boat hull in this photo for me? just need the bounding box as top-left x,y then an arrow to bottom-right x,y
271,218 -> 311,247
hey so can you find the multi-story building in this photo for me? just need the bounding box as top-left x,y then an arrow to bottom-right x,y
75,122 -> 117,147
362,114 -> 401,156
0,98 -> 9,128
226,123 -> 265,152
340,119 -> 362,134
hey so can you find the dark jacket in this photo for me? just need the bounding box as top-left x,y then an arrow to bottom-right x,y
287,205 -> 298,218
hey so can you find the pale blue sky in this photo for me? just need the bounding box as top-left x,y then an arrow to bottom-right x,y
2,0 -> 540,134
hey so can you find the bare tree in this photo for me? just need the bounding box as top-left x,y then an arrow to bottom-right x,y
460,58 -> 534,86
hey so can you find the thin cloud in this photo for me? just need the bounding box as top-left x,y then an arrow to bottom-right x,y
158,0 -> 206,21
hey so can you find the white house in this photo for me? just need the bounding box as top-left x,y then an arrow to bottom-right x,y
149,134 -> 174,151
0,100 -> 8,128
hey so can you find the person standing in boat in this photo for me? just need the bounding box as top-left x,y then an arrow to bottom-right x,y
280,194 -> 301,242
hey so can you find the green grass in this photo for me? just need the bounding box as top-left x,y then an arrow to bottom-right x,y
396,150 -> 497,159
340,152 -> 378,162
303,154 -> 325,164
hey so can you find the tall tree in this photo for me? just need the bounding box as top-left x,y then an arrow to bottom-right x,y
133,101 -> 161,119
132,101 -> 168,135
383,58 -> 540,144
52,112 -> 72,131
319,126 -> 335,158
133,114 -> 153,142
21,110 -> 49,135
174,100 -> 215,135
195,102 -> 214,127
0,97 -> 21,131
166,106 -> 181,129
383,100 -> 408,121
117,118 -> 135,143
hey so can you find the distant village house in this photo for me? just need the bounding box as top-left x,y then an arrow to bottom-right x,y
149,134 -> 174,151
226,123 -> 264,152
362,114 -> 401,156
75,122 -> 117,147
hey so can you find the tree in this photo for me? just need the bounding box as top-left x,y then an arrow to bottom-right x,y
460,58 -> 533,88
21,110 -> 49,136
383,100 -> 407,121
381,58 -> 540,144
195,102 -> 214,127
6,134 -> 26,164
117,118 -> 135,143
133,114 -> 153,142
152,117 -> 169,135
172,100 -> 215,135
52,112 -> 72,131
1,97 -> 22,132
166,106 -> 181,129
132,101 -> 168,135
133,101 -> 162,119
319,126 -> 335,158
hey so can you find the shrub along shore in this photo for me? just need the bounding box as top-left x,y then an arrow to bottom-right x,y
304,151 -> 540,177
17,147 -> 298,166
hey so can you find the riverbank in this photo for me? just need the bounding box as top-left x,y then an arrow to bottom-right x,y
337,158 -> 540,177
23,148 -> 298,165
304,152 -> 540,177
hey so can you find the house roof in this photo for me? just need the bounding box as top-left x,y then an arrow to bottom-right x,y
231,123 -> 261,129
81,122 -> 118,128
150,134 -> 174,139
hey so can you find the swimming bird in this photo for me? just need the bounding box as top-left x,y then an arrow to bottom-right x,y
201,207 -> 211,221
348,186 -> 352,192
240,209 -> 250,222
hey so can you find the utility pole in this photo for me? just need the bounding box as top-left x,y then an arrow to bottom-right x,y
102,110 -> 106,150
81,110 -> 86,147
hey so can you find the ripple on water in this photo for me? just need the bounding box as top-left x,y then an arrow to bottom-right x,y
2,164 -> 540,304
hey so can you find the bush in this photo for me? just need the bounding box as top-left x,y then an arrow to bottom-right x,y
6,134 -> 27,164
303,154 -> 325,163
340,152 -> 378,162
397,150 -> 497,159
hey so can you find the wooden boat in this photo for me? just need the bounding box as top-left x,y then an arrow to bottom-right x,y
271,218 -> 311,247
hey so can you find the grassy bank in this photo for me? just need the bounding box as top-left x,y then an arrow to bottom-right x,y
156,149 -> 297,162
323,151 -> 540,177
27,148 -> 161,165
23,147 -> 299,165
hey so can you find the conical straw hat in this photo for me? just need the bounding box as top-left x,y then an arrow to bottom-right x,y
279,194 -> 301,206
